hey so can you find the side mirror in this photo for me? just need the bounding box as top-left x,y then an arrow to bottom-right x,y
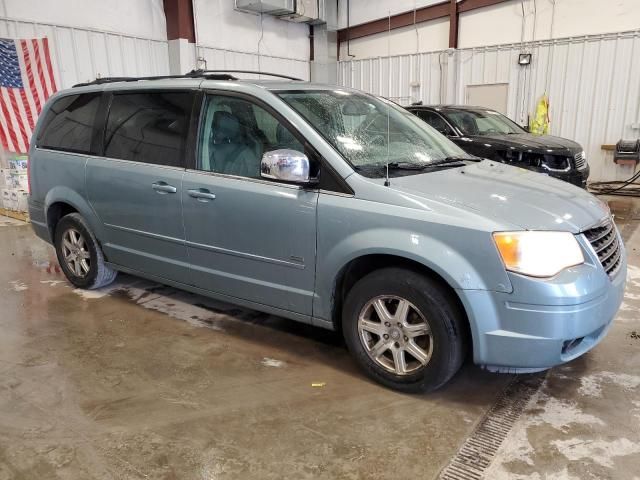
261,149 -> 311,184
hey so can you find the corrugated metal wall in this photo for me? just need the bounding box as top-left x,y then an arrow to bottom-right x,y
339,30 -> 640,182
196,45 -> 310,81
0,17 -> 169,89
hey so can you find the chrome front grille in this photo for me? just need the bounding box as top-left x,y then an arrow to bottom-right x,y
574,151 -> 586,170
583,219 -> 622,277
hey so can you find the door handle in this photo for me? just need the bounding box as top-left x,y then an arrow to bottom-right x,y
152,182 -> 177,194
188,188 -> 216,202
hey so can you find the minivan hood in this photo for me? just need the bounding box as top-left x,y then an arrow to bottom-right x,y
386,161 -> 608,233
468,133 -> 581,154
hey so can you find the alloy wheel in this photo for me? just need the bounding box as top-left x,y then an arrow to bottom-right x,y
61,228 -> 90,278
357,295 -> 433,375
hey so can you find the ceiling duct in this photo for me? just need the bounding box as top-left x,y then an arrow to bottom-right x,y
235,0 -> 330,24
234,0 -> 296,16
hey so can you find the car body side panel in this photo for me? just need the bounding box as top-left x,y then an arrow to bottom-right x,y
28,149 -> 105,242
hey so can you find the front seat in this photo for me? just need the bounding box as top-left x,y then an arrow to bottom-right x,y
210,111 -> 260,178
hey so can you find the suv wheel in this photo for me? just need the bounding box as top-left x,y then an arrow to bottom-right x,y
54,213 -> 117,289
342,267 -> 467,392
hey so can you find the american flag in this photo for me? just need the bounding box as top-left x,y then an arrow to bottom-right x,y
0,37 -> 57,153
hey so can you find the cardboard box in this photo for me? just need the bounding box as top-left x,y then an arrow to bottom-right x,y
0,169 -> 11,188
12,190 -> 28,212
8,157 -> 28,174
11,173 -> 28,190
1,189 -> 12,210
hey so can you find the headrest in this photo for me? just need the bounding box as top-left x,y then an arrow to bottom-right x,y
212,111 -> 241,144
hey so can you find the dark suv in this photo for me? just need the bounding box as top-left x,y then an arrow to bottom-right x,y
407,105 -> 589,187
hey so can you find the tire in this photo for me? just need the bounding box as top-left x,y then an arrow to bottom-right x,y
54,213 -> 117,289
342,267 -> 467,393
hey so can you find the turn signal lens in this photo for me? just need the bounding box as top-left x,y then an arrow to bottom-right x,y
493,231 -> 585,278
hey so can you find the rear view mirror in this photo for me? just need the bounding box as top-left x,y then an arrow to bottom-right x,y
261,149 -> 311,184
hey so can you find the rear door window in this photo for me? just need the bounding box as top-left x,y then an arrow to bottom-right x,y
104,92 -> 193,167
36,93 -> 101,154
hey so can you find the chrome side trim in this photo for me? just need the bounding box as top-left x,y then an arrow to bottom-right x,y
186,239 -> 305,269
104,223 -> 185,245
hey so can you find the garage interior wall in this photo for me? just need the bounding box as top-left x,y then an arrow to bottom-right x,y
193,0 -> 311,80
0,0 -> 169,88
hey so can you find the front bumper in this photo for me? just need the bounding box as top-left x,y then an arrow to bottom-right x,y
543,164 -> 590,188
458,228 -> 626,372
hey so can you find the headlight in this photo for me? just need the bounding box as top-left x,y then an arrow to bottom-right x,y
493,231 -> 584,277
540,155 -> 571,172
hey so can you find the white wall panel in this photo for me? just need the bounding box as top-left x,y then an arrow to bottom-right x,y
0,18 -> 169,89
338,30 -> 640,182
459,0 -> 640,48
337,0 -> 444,29
193,0 -> 310,80
339,50 -> 449,105
0,0 -> 166,41
196,45 -> 309,81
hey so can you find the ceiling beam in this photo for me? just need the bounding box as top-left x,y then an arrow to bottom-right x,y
337,1 -> 450,43
337,0 -> 510,46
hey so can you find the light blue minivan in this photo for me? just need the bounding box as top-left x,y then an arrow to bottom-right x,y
28,71 -> 626,391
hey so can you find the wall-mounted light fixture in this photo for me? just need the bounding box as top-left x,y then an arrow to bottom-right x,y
518,53 -> 532,66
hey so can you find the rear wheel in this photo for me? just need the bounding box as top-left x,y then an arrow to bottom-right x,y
342,268 -> 467,392
54,213 -> 117,289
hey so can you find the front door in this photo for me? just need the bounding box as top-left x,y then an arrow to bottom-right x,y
86,91 -> 194,283
181,93 -> 318,316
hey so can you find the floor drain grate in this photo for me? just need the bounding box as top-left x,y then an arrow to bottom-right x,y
438,373 -> 546,480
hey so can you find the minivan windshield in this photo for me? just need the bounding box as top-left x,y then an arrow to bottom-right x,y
444,109 -> 525,136
277,90 -> 469,175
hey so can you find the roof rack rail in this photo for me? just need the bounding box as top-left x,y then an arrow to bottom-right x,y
72,71 -> 238,88
72,69 -> 303,88
187,69 -> 304,81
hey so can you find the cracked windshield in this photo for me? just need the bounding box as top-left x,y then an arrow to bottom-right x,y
278,90 -> 470,177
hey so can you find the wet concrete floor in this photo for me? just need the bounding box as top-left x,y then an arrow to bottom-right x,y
0,197 -> 639,479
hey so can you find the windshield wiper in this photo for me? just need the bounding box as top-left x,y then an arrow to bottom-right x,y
427,156 -> 479,166
355,162 -> 427,171
387,162 -> 430,170
355,157 -> 477,172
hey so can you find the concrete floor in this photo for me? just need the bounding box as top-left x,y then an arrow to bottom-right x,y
0,197 -> 639,479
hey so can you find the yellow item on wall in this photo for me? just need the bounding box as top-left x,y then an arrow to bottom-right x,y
530,94 -> 550,135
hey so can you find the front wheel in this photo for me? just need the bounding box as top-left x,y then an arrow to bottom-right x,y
54,213 -> 117,289
342,268 -> 467,392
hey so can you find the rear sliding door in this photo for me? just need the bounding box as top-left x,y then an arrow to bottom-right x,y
86,90 -> 194,284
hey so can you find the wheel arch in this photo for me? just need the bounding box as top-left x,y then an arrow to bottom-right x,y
44,187 -> 104,241
330,253 -> 473,352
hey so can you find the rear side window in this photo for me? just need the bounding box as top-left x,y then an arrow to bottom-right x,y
37,93 -> 101,153
104,92 -> 193,167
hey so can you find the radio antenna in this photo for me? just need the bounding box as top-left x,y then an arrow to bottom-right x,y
384,11 -> 391,187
